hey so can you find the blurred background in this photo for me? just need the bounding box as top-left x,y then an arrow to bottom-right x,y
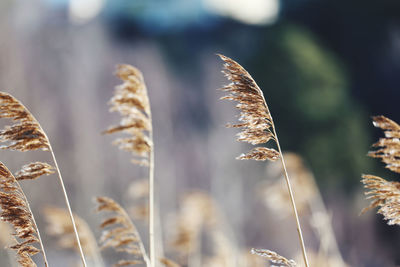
1,0 -> 400,266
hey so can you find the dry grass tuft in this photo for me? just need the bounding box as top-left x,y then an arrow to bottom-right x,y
171,192 -> 217,254
251,248 -> 296,267
15,162 -> 55,181
43,206 -> 101,259
159,258 -> 181,267
95,196 -> 150,266
103,64 -> 152,166
218,55 -> 309,266
104,64 -> 156,266
0,91 -> 87,266
0,162 -> 46,267
368,115 -> 400,173
218,54 -> 279,161
361,116 -> 400,226
0,92 -> 49,151
361,174 -> 400,225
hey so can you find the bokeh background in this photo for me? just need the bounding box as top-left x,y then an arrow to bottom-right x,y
1,0 -> 400,266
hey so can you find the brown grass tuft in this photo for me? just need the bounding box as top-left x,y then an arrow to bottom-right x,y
43,206 -> 102,261
0,92 -> 49,151
159,258 -> 181,267
95,196 -> 150,266
218,55 -> 309,266
218,54 -> 279,161
103,64 -> 152,166
0,162 -> 47,267
251,248 -> 296,267
368,115 -> 400,173
104,64 -> 156,266
361,174 -> 400,225
15,162 -> 55,181
171,192 -> 217,254
0,91 -> 87,266
361,116 -> 400,226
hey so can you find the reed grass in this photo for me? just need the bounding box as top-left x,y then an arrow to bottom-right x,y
361,116 -> 400,225
104,64 -> 156,266
95,196 -> 150,267
217,54 -> 309,266
0,161 -> 47,267
0,91 -> 87,266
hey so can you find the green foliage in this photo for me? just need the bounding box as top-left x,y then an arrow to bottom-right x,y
248,24 -> 371,189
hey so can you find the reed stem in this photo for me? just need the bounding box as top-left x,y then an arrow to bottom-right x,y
271,126 -> 310,267
148,111 -> 155,267
47,143 -> 87,267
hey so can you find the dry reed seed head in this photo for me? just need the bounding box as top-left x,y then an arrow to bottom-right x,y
0,162 -> 42,266
104,64 -> 152,166
369,116 -> 400,173
171,192 -> 219,253
0,92 -> 50,152
218,54 -> 279,161
361,174 -> 400,225
15,162 -> 55,181
43,206 -> 99,258
160,258 -> 181,267
251,248 -> 296,267
95,196 -> 148,265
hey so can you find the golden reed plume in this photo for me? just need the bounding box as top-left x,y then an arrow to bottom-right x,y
361,116 -> 400,226
368,116 -> 400,173
104,65 -> 156,266
15,162 -> 54,181
251,248 -> 296,267
0,162 -> 47,267
218,54 -> 309,266
218,54 -> 279,161
0,91 -> 87,266
159,258 -> 181,267
104,64 -> 152,166
44,206 -> 104,266
96,196 -> 150,267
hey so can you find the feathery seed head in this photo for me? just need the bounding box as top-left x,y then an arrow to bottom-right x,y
104,65 -> 152,166
15,162 -> 55,181
0,92 -> 49,151
95,196 -> 149,266
0,162 -> 42,266
251,248 -> 296,267
361,116 -> 400,226
218,54 -> 279,161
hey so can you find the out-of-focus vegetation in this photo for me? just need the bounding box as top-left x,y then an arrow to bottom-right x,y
1,0 -> 400,266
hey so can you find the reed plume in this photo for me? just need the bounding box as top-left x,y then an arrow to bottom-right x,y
0,91 -> 87,266
44,206 -> 103,266
251,248 -> 296,267
368,116 -> 400,173
361,116 -> 400,226
0,162 -> 47,267
95,196 -> 150,267
218,54 -> 309,266
15,162 -> 54,181
159,258 -> 181,267
104,65 -> 156,266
